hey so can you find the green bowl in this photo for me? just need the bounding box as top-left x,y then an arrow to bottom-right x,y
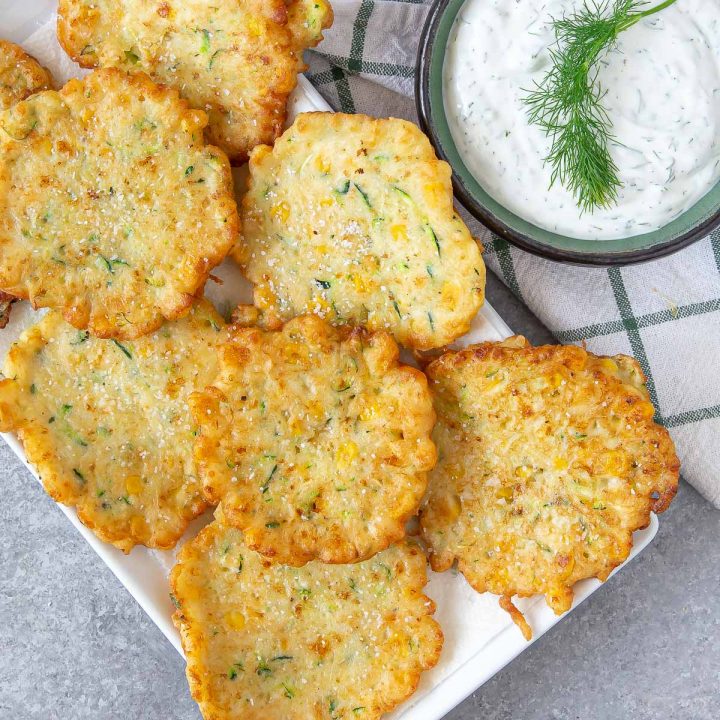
416,0 -> 720,266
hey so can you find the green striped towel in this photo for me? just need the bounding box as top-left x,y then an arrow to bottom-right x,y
305,0 -> 720,508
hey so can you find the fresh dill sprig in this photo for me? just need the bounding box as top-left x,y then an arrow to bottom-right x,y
524,0 -> 678,212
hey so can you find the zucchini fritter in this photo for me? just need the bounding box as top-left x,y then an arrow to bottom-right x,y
171,522 -> 443,720
0,39 -> 53,110
286,0 -> 333,52
235,112 -> 485,350
0,68 -> 237,339
420,337 -> 679,635
0,40 -> 54,329
189,313 -> 437,566
57,0 -> 332,162
0,301 -> 226,553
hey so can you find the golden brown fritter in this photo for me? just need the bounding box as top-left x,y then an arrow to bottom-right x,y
235,112 -> 485,350
171,522 -> 443,720
0,40 -> 55,329
189,313 -> 437,566
0,68 -> 237,339
0,301 -> 226,553
420,336 -> 679,635
58,0 -> 332,162
0,39 -> 53,111
286,0 -> 333,53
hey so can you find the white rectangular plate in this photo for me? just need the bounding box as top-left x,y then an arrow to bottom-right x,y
1,10 -> 657,720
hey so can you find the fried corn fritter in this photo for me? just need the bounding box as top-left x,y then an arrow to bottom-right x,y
420,336 -> 679,635
170,523 -> 443,720
58,0 -> 332,162
0,39 -> 53,110
189,313 -> 437,566
0,68 -> 237,339
0,41 -> 54,329
0,301 -> 226,553
286,0 -> 333,52
235,112 -> 485,350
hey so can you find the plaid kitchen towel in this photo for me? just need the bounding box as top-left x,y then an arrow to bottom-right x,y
305,0 -> 720,507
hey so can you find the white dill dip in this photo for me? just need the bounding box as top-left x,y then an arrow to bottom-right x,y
443,0 -> 720,240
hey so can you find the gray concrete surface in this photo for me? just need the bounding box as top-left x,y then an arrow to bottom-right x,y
1,275 -> 718,719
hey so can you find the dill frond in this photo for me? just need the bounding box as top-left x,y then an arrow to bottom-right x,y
524,0 -> 678,213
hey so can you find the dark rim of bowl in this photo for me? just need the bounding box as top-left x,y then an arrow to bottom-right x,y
415,0 -> 720,266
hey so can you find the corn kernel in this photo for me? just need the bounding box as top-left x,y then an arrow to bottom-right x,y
553,457 -> 569,471
550,371 -> 564,388
438,492 -> 462,522
599,358 -> 619,374
335,441 -> 359,469
314,155 -> 330,174
225,611 -> 246,631
125,475 -> 144,495
514,465 -> 532,479
271,201 -> 290,223
352,274 -> 372,294
319,198 -> 334,208
639,401 -> 655,418
306,400 -> 325,421
496,486 -> 514,501
603,449 -> 629,475
390,224 -> 408,241
246,18 -> 264,37
130,515 -> 147,537
440,281 -> 459,309
254,285 -> 277,310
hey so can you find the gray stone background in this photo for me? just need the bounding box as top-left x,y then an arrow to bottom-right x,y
1,276 -> 718,719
